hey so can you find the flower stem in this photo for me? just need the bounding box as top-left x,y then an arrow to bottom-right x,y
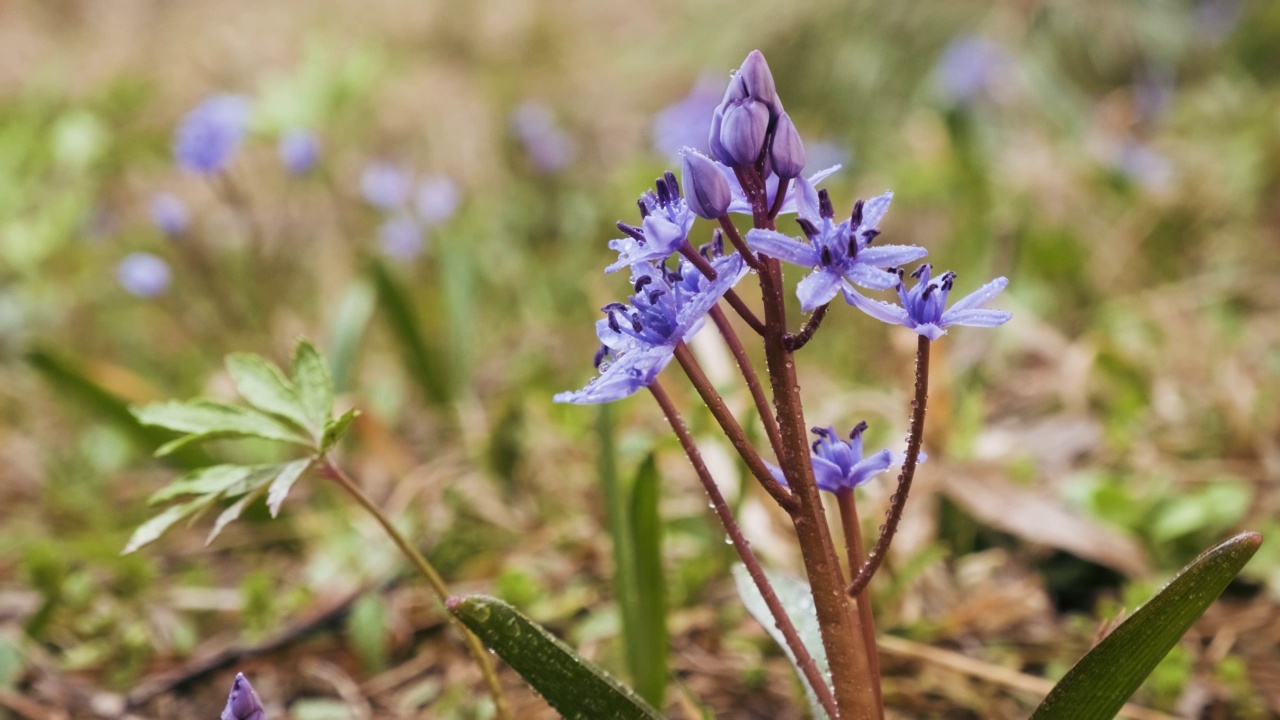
717,216 -> 761,270
846,336 -> 931,599
768,176 -> 791,220
784,303 -> 830,352
648,382 -> 839,720
678,244 -> 765,335
319,457 -> 512,720
837,488 -> 883,713
673,343 -> 795,510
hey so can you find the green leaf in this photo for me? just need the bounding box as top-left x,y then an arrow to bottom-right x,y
448,595 -> 662,720
370,260 -> 452,408
226,352 -> 312,434
148,464 -> 257,504
205,491 -> 259,546
266,459 -> 312,517
320,409 -> 359,453
122,498 -> 213,554
134,400 -> 313,452
627,455 -> 668,708
347,593 -> 391,672
328,280 -> 377,393
1031,531 -> 1263,720
732,564 -> 831,720
292,340 -> 335,430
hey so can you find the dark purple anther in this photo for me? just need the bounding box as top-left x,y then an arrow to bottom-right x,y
817,189 -> 834,219
850,198 -> 865,228
820,246 -> 833,266
617,222 -> 646,243
796,217 -> 820,239
634,276 -> 653,293
593,345 -> 609,368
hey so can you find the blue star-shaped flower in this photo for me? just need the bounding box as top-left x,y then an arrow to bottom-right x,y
744,178 -> 928,311
606,172 -> 696,273
768,423 -> 919,493
842,264 -> 1012,340
556,253 -> 748,404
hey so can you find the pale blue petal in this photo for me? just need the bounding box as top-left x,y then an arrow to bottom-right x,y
856,244 -> 928,268
859,191 -> 894,231
797,270 -> 843,311
674,253 -> 747,333
745,229 -> 820,266
941,308 -> 1012,328
765,461 -> 789,488
912,323 -> 947,341
847,449 -> 894,488
772,164 -> 843,215
642,213 -> 690,255
843,263 -> 900,291
812,455 -> 846,493
792,177 -> 821,224
842,285 -> 911,326
554,346 -> 674,404
946,276 -> 1008,313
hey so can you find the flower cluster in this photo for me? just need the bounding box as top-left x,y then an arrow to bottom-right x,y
361,163 -> 463,260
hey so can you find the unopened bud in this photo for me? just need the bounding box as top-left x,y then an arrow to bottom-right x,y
769,112 -> 805,179
738,50 -> 780,115
222,673 -> 266,720
719,98 -> 769,167
680,148 -> 731,219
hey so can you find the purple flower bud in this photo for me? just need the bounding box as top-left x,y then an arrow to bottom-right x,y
174,94 -> 251,175
737,50 -> 780,116
360,163 -> 413,209
414,174 -> 461,226
378,214 -> 425,260
680,148 -> 730,219
708,106 -> 732,165
718,98 -> 769,167
116,252 -> 171,297
278,130 -> 319,175
149,193 -> 189,238
769,112 -> 805,179
222,673 -> 266,720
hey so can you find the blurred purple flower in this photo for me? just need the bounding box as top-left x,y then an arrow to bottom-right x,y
174,94 -> 251,175
222,673 -> 266,720
361,163 -> 413,209
1194,0 -> 1241,45
651,72 -> 723,159
805,141 -> 851,173
149,193 -> 188,238
117,252 -> 172,297
1113,140 -> 1173,191
934,36 -> 1008,106
414,175 -> 461,226
746,179 -> 927,310
843,264 -> 1011,341
378,214 -> 424,259
555,253 -> 748,405
278,130 -> 319,175
512,101 -> 576,174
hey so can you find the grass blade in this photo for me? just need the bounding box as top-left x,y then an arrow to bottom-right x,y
628,454 -> 667,707
369,260 -> 452,408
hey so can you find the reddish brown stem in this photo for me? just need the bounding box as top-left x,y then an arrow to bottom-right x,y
648,382 -> 839,720
784,303 -> 830,351
769,176 -> 791,220
846,336 -> 931,598
708,307 -> 786,463
673,343 -> 795,511
717,216 -> 760,270
838,488 -> 883,712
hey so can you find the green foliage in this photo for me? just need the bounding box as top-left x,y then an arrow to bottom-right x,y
370,260 -> 453,409
1031,532 -> 1262,720
448,595 -> 663,720
123,340 -> 355,554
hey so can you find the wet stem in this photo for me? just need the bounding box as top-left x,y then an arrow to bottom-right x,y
318,456 -> 513,720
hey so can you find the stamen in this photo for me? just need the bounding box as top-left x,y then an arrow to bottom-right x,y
593,345 -> 609,369
634,275 -> 653,293
601,302 -> 628,313
861,229 -> 880,244
911,263 -> 930,279
940,271 -> 956,291
820,246 -> 832,266
616,221 -> 646,243
648,289 -> 665,304
629,313 -> 643,332
636,198 -> 649,218
712,229 -> 724,256
817,188 -> 834,219
655,177 -> 670,204
607,311 -> 621,333
850,421 -> 868,439
850,198 -> 864,228
796,217 -> 820,238
664,171 -> 680,198
848,235 -> 858,257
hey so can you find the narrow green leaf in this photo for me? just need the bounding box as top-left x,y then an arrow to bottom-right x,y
291,340 -> 335,429
320,409 -> 359,453
205,491 -> 259,546
1031,531 -> 1263,720
328,280 -> 377,393
226,352 -> 312,434
134,400 -> 313,450
148,465 -> 256,505
448,595 -> 663,720
266,459 -> 313,517
732,564 -> 831,720
370,261 -> 452,408
598,406 -> 640,682
628,455 -> 668,708
122,498 -> 212,554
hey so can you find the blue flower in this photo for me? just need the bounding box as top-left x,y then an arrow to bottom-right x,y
415,175 -> 461,226
361,163 -> 413,209
768,423 -> 915,493
149,193 -> 189,238
222,673 -> 266,720
278,130 -> 319,175
607,172 -> 695,273
174,94 -> 250,175
934,36 -> 1008,107
842,264 -> 1011,340
512,101 -> 576,174
745,179 -> 928,310
117,252 -> 172,297
556,253 -> 748,405
378,214 -> 424,260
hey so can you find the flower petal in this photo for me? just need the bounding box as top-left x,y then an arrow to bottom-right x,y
745,229 -> 820,266
911,323 -> 947,341
856,244 -> 928,268
792,176 -> 821,225
842,285 -> 911,326
843,263 -> 900,290
811,455 -> 846,493
796,269 -> 843,311
940,308 -> 1012,329
946,276 -> 1008,313
858,191 -> 893,232
554,346 -> 674,405
674,252 -> 748,333
847,449 -> 894,488
771,164 -> 843,214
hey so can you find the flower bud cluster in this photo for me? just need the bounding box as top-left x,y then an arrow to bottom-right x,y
709,50 -> 806,179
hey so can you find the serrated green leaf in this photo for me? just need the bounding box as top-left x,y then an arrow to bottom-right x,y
122,498 -> 213,554
206,491 -> 259,546
134,400 -> 313,451
628,455 -> 667,708
226,352 -> 313,434
1031,532 -> 1263,720
732,564 -> 831,720
266,459 -> 312,517
320,409 -> 359,453
148,465 -> 257,504
292,340 -> 334,430
448,595 -> 662,720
